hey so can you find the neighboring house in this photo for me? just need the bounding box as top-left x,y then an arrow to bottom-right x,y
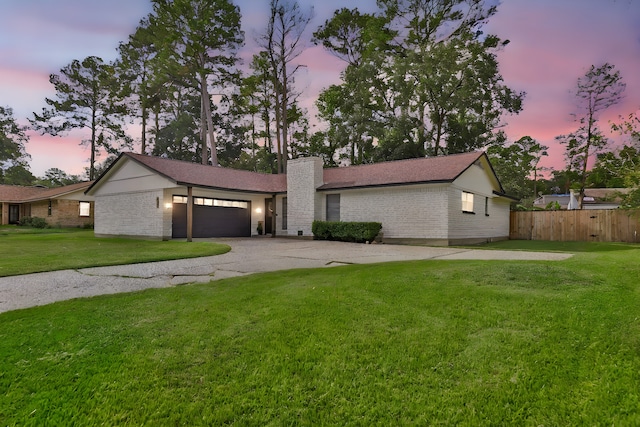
0,182 -> 95,227
533,188 -> 629,210
86,151 -> 515,245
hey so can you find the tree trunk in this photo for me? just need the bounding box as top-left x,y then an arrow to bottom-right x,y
273,81 -> 283,173
200,94 -> 207,164
417,101 -> 427,155
201,72 -> 217,165
578,120 -> 595,209
90,107 -> 96,180
350,134 -> 356,165
433,110 -> 444,156
141,103 -> 147,154
154,109 -> 159,151
280,51 -> 289,173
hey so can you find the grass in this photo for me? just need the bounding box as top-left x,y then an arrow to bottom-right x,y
0,227 -> 230,276
1,242 -> 639,425
469,239 -> 640,253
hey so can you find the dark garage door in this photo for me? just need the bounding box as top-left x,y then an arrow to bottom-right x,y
172,202 -> 251,238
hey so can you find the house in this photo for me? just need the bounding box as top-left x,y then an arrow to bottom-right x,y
533,188 -> 629,210
0,181 -> 94,227
85,151 -> 515,245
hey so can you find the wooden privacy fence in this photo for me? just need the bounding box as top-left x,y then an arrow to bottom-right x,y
510,210 -> 640,243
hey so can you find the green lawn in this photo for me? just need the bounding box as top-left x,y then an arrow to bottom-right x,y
469,239 -> 640,253
1,242 -> 639,425
0,227 -> 230,276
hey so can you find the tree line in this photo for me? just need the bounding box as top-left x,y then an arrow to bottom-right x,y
1,0 -> 638,209
3,0 -> 522,179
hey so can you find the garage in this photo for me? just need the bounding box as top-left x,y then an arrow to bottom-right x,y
172,196 -> 251,238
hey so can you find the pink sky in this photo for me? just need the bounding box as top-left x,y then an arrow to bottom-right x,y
1,0 -> 639,178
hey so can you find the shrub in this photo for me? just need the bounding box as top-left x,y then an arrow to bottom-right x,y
545,201 -> 562,211
312,221 -> 382,243
19,216 -> 49,229
312,221 -> 332,240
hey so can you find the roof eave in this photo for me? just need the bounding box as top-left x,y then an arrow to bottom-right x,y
317,179 -> 454,192
85,153 -> 135,195
493,190 -> 520,201
174,181 -> 286,195
25,186 -> 91,202
448,151 -> 486,182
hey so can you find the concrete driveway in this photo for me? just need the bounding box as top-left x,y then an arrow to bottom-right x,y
0,238 -> 572,313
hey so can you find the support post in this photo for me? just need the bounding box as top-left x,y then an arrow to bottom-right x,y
187,186 -> 193,242
271,193 -> 277,238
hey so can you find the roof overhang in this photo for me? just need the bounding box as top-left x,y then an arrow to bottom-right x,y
174,181 -> 286,195
87,152 -> 287,196
317,179 -> 452,192
493,190 -> 520,201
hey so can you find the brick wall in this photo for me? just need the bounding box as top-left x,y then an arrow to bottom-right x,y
447,187 -> 510,242
94,190 -> 169,239
335,185 -> 450,239
286,157 -> 323,237
30,200 -> 94,228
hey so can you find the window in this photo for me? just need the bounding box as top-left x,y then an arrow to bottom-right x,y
326,194 -> 340,221
485,197 -> 489,216
173,195 -> 188,204
461,191 -> 474,213
282,197 -> 288,230
79,201 -> 91,217
172,195 -> 248,209
48,200 -> 52,216
213,199 -> 248,209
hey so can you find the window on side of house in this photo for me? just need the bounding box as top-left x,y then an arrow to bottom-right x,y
461,191 -> 474,213
326,194 -> 340,222
48,200 -> 52,216
79,201 -> 91,217
485,197 -> 489,216
282,197 -> 288,230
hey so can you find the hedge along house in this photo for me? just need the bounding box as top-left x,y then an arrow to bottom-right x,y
0,181 -> 94,227
86,151 -> 514,245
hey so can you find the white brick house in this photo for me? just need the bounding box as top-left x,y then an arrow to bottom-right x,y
86,151 -> 515,245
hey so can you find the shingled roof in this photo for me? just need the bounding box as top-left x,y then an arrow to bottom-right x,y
320,151 -> 491,190
112,153 -> 288,194
89,151 -> 501,195
0,181 -> 92,203
0,185 -> 47,203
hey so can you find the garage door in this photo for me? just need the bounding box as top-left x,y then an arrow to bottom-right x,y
172,197 -> 251,238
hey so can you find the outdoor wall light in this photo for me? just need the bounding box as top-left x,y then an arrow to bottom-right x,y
164,203 -> 173,209
255,207 -> 263,214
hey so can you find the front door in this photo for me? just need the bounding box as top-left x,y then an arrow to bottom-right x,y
264,198 -> 273,234
9,205 -> 20,224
